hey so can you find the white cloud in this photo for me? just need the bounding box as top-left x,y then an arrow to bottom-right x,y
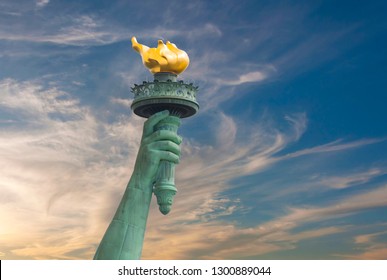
187,23 -> 222,39
279,138 -> 386,160
110,97 -> 133,108
36,0 -> 49,8
186,64 -> 277,111
285,113 -> 308,141
75,15 -> 98,28
320,168 -> 386,189
0,16 -> 222,48
354,230 -> 387,244
214,112 -> 237,149
0,79 -> 81,117
0,14 -> 124,46
0,30 -> 110,47
191,197 -> 245,222
226,71 -> 267,86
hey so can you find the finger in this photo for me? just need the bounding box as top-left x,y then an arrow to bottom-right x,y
157,151 -> 180,164
143,130 -> 182,145
143,110 -> 169,137
149,140 -> 181,156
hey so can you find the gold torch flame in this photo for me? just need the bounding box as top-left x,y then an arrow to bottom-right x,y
131,36 -> 190,75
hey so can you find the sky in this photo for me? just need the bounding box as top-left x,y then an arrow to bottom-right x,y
0,0 -> 386,260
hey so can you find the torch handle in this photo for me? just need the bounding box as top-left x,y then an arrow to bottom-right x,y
153,115 -> 181,215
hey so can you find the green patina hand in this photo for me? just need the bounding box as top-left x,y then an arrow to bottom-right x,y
93,110 -> 181,260
132,110 -> 182,190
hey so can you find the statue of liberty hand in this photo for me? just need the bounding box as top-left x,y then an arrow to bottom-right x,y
131,110 -> 182,192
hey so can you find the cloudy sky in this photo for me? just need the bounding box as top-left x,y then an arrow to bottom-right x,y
1,0 -> 387,260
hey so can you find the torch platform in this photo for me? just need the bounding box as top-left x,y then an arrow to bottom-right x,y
131,73 -> 199,118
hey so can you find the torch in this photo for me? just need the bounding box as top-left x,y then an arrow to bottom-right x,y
130,37 -> 199,215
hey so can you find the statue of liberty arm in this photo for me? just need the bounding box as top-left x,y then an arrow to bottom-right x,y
93,110 -> 182,260
94,37 -> 198,259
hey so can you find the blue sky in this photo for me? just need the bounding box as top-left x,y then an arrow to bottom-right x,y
0,0 -> 386,259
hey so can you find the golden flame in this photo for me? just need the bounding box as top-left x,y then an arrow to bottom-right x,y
131,36 -> 189,75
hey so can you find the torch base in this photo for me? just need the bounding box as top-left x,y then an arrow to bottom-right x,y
132,98 -> 199,118
131,72 -> 199,118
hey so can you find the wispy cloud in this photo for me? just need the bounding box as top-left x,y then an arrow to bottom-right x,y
1,77 -> 385,259
0,13 -> 223,48
139,113 -> 386,259
319,168 -> 387,189
0,13 -> 124,46
348,228 -> 387,259
1,0 -> 385,260
225,71 -> 268,86
142,184 -> 387,259
110,97 -> 133,108
279,138 -> 386,160
0,79 -> 143,259
337,227 -> 387,259
36,0 -> 49,9
354,230 -> 387,244
341,247 -> 387,260
0,77 -> 305,259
